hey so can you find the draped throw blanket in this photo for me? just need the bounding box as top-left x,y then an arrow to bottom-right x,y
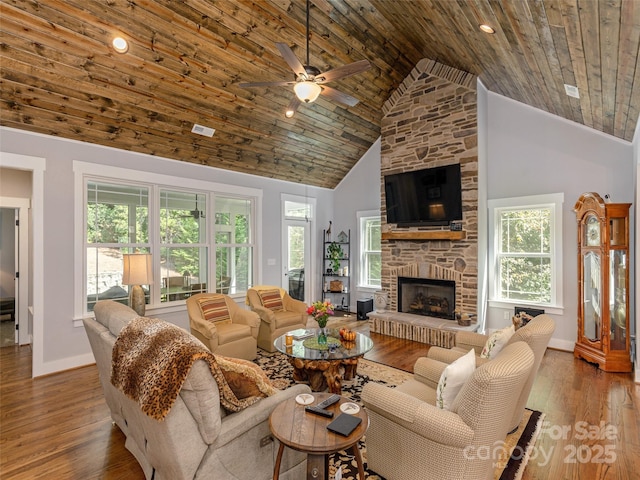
111,316 -> 275,420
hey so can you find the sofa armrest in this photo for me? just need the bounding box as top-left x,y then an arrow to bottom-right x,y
190,315 -> 219,345
230,308 -> 261,337
283,295 -> 307,314
252,305 -> 277,329
427,346 -> 467,364
412,356 -> 448,389
455,331 -> 488,354
361,382 -> 473,448
215,384 -> 311,447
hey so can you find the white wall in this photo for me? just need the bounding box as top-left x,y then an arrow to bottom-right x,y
333,138 -> 382,311
485,92 -> 635,351
0,126 -> 333,375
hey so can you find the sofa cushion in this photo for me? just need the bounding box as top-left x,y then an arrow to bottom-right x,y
435,348 -> 476,410
215,355 -> 277,400
274,310 -> 306,329
258,289 -> 284,312
197,296 -> 232,325
94,300 -> 139,336
480,325 -> 515,359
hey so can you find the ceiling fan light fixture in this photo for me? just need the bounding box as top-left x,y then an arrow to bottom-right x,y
294,81 -> 322,103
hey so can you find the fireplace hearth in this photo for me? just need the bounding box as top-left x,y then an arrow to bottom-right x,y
398,276 -> 456,320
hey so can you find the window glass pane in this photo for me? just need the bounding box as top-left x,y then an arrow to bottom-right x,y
366,253 -> 382,287
87,182 -> 148,243
160,247 -> 208,302
288,225 -> 305,269
216,246 -> 252,294
284,200 -> 311,219
500,208 -> 550,254
86,246 -> 150,311
215,196 -> 254,292
499,256 -> 551,302
366,218 -> 381,250
160,191 -> 206,244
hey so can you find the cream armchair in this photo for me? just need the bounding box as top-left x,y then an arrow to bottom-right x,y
186,293 -> 260,360
361,342 -> 534,480
246,286 -> 308,352
426,313 -> 555,431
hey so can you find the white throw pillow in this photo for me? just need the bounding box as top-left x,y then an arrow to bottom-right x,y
436,349 -> 476,410
480,325 -> 515,359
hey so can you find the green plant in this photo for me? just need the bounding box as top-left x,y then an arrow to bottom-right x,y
327,242 -> 344,272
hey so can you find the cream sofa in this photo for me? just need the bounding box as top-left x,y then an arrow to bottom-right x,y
84,300 -> 309,480
426,314 -> 555,431
361,342 -> 534,480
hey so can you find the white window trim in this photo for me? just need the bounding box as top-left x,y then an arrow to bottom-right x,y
357,210 -> 381,290
487,193 -> 564,312
73,161 -> 262,323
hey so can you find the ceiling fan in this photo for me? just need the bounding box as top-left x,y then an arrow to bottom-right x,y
238,0 -> 371,117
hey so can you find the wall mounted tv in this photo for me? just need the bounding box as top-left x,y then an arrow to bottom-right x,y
384,163 -> 463,226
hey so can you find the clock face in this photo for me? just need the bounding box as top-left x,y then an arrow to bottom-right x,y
585,215 -> 600,246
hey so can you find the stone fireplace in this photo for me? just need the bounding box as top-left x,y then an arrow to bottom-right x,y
398,277 -> 455,320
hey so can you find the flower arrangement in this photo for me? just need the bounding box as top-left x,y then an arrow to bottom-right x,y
307,300 -> 334,328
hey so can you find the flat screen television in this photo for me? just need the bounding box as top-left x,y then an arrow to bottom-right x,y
384,163 -> 462,226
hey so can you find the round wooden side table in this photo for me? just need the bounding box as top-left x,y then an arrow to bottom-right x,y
269,392 -> 369,480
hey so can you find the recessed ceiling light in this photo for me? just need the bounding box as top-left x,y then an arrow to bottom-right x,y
112,36 -> 129,53
285,109 -> 295,118
479,24 -> 495,34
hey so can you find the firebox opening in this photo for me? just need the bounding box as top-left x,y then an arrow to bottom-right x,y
398,276 -> 456,320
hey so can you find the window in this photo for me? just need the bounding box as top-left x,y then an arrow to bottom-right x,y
488,193 -> 563,307
358,212 -> 381,288
214,196 -> 254,294
86,181 -> 150,311
82,175 -> 256,315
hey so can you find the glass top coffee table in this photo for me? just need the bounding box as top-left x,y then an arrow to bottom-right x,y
274,328 -> 373,393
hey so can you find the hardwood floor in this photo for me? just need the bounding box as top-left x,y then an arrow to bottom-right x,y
1,317 -> 638,479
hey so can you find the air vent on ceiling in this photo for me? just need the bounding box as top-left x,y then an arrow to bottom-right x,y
564,84 -> 580,99
191,124 -> 215,137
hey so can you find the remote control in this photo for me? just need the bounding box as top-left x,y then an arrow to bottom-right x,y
305,406 -> 334,418
315,394 -> 341,409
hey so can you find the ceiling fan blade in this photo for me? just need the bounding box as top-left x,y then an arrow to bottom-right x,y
320,86 -> 360,107
285,96 -> 301,117
238,80 -> 296,88
315,60 -> 371,84
275,42 -> 307,78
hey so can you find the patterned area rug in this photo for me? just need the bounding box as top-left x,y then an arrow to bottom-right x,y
255,350 -> 545,480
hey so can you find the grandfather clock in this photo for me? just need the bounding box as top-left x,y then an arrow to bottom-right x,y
574,192 -> 632,372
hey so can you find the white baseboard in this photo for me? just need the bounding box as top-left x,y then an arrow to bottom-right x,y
548,338 -> 574,352
34,352 -> 95,378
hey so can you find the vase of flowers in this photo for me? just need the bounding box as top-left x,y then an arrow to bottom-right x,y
307,300 -> 334,345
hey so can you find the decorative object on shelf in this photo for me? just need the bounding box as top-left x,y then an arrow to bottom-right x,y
374,291 -> 388,313
122,253 -> 153,317
327,242 -> 344,273
329,280 -> 343,292
574,192 -> 632,372
326,221 -> 332,241
337,230 -> 348,243
307,300 -> 335,345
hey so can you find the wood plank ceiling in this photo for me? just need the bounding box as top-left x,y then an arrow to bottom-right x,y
1,0 -> 639,188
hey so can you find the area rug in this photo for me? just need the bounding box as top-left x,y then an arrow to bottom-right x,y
255,351 -> 544,480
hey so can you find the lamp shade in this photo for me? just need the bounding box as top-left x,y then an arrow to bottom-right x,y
122,253 -> 153,285
294,81 -> 322,103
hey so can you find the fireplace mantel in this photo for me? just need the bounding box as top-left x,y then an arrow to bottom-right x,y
381,231 -> 467,241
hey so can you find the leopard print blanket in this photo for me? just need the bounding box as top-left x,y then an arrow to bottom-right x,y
111,316 -> 260,420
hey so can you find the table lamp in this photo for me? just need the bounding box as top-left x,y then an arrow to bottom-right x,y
122,253 -> 153,316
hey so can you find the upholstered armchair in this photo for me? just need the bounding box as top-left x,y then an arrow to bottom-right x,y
361,342 -> 534,480
246,287 -> 308,352
186,293 -> 260,360
426,314 -> 555,432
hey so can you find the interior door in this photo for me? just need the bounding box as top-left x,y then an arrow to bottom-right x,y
282,219 -> 310,302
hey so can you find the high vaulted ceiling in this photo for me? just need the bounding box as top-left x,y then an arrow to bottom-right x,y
1,1 -> 639,188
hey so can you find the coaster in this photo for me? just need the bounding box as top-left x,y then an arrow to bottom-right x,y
339,402 -> 360,414
295,394 -> 314,405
